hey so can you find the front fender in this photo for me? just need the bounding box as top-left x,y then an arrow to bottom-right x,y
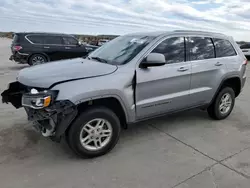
51,73 -> 136,123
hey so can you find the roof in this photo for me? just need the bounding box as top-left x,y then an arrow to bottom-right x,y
125,30 -> 228,38
126,31 -> 171,37
14,32 -> 74,37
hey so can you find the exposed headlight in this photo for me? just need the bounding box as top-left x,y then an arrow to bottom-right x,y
22,89 -> 58,109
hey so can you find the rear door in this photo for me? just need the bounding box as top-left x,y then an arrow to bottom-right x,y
214,38 -> 241,70
62,36 -> 88,59
24,34 -> 44,55
186,36 -> 228,106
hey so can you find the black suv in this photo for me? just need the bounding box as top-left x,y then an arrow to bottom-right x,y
10,32 -> 98,65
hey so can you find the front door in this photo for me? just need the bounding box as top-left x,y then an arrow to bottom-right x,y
63,37 -> 87,59
136,37 -> 192,119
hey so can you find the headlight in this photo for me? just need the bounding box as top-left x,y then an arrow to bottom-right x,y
22,89 -> 58,109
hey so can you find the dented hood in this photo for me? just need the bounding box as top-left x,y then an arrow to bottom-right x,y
17,58 -> 117,88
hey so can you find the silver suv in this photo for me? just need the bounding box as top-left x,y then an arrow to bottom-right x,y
1,30 -> 247,158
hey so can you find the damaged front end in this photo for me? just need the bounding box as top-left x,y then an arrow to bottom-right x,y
1,81 -> 78,142
1,81 -> 28,108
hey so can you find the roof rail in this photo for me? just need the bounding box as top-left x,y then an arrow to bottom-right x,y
173,30 -> 225,35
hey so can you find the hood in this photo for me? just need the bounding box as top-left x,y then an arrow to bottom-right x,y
17,58 -> 117,88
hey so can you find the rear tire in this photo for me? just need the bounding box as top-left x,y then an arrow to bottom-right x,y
207,87 -> 235,120
66,107 -> 121,158
28,54 -> 47,66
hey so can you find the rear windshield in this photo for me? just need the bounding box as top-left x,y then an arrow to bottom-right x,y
12,34 -> 19,43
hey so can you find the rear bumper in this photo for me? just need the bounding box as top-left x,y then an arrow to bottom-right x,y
9,52 -> 29,64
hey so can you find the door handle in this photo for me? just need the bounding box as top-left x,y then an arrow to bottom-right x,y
178,67 -> 189,72
215,62 -> 223,66
44,46 -> 50,49
65,47 -> 71,49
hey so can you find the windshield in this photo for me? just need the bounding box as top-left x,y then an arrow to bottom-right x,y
89,35 -> 156,65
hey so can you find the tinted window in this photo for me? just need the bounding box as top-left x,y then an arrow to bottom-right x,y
213,39 -> 236,57
63,37 -> 78,45
152,37 -> 185,64
240,43 -> 250,49
187,37 -> 215,61
26,35 -> 44,44
44,36 -> 63,45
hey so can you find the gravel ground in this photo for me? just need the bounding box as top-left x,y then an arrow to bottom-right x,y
0,38 -> 250,188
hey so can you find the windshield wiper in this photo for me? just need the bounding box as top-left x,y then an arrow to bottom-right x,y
90,56 -> 108,64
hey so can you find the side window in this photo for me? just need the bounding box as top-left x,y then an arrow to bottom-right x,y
63,37 -> 78,45
26,35 -> 44,44
187,37 -> 215,61
43,36 -> 63,45
152,37 -> 185,64
213,39 -> 237,57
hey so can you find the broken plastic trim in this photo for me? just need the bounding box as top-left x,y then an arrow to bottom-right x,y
1,81 -> 46,108
25,100 -> 78,142
1,81 -> 28,108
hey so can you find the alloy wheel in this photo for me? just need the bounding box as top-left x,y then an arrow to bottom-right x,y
79,118 -> 113,151
32,55 -> 46,65
219,93 -> 232,115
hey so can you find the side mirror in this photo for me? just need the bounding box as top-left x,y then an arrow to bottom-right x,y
140,53 -> 166,68
78,41 -> 82,46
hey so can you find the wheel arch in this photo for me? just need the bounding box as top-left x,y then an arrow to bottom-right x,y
27,53 -> 50,64
210,75 -> 241,105
75,96 -> 129,129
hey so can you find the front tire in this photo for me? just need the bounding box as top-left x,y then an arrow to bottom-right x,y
67,107 -> 121,158
207,87 -> 235,120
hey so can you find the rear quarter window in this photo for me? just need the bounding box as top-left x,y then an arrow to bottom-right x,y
213,38 -> 237,58
26,35 -> 44,44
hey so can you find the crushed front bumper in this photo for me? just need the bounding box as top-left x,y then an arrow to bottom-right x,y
25,100 -> 78,141
1,81 -> 78,141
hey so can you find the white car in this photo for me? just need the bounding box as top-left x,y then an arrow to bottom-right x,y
98,39 -> 109,46
240,43 -> 250,57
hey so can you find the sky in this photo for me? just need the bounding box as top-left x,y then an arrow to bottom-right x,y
1,0 -> 250,41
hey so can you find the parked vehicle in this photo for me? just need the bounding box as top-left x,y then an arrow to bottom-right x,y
240,43 -> 250,58
2,30 -> 247,158
97,39 -> 109,46
9,32 -> 98,65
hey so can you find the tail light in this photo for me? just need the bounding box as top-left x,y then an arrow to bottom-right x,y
243,59 -> 248,65
13,45 -> 22,51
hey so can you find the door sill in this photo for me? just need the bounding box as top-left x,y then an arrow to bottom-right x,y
132,104 -> 208,124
